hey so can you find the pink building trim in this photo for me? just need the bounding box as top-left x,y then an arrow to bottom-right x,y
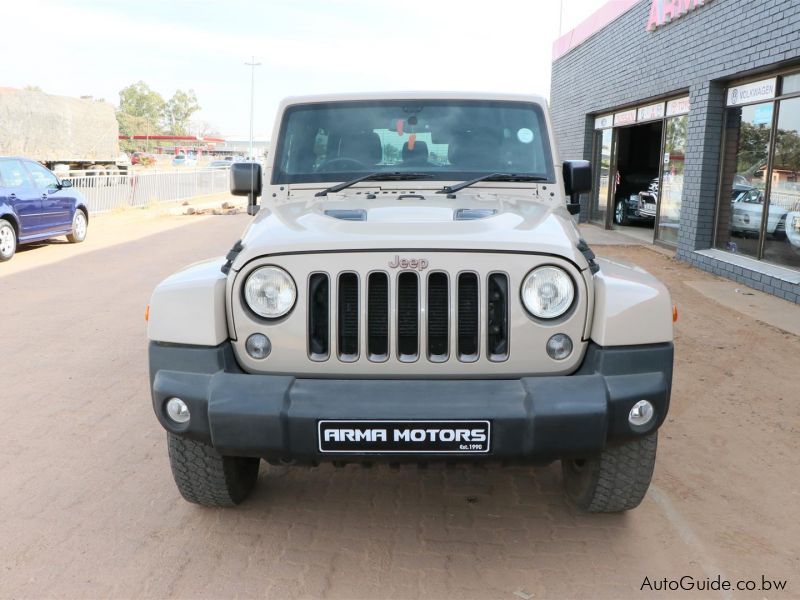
552,0 -> 641,61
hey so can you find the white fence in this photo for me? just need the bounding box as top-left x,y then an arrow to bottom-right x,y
68,168 -> 230,214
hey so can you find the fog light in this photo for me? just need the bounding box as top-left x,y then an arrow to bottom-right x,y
629,400 -> 655,427
246,333 -> 271,359
546,333 -> 573,360
165,398 -> 190,424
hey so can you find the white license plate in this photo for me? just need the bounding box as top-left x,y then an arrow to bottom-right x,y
318,420 -> 491,454
639,203 -> 656,215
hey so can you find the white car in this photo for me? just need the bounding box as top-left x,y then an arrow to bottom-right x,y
146,92 -> 675,513
730,185 -> 787,237
786,211 -> 800,253
172,154 -> 197,167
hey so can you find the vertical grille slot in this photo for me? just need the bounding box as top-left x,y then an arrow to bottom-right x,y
308,273 -> 329,360
457,273 -> 479,361
397,272 -> 419,361
427,272 -> 449,361
367,272 -> 389,361
487,273 -> 509,361
337,273 -> 359,361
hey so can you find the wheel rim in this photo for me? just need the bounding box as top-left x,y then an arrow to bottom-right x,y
615,202 -> 624,223
0,225 -> 14,256
74,212 -> 87,239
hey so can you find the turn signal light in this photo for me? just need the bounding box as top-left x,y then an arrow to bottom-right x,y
672,304 -> 678,322
145,304 -> 150,322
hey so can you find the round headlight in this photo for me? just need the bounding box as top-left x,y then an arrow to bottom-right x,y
244,266 -> 297,318
521,266 -> 575,319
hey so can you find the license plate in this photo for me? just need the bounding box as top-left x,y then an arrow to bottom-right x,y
318,420 -> 491,454
793,216 -> 800,231
639,202 -> 656,215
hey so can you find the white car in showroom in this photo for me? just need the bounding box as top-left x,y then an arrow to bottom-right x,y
731,184 -> 787,238
786,210 -> 800,253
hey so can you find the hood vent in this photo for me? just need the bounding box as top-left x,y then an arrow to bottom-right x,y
454,208 -> 497,221
325,209 -> 367,221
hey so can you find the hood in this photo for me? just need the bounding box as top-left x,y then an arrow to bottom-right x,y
230,189 -> 589,272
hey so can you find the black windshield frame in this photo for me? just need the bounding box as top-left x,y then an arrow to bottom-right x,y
270,99 -> 555,185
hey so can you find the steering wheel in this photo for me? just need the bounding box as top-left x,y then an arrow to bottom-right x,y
316,157 -> 367,172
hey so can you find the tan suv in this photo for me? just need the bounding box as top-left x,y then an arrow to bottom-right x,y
147,93 -> 674,512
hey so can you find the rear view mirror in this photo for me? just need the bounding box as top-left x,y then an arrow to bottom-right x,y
230,163 -> 263,215
59,179 -> 73,189
563,160 -> 591,214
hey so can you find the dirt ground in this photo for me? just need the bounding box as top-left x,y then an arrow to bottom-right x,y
0,213 -> 798,599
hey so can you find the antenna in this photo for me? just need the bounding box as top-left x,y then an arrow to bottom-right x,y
244,56 -> 262,162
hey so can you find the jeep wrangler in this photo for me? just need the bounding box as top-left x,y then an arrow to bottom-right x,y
147,93 -> 674,512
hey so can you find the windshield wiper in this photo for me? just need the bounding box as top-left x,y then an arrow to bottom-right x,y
315,172 -> 434,197
436,173 -> 549,195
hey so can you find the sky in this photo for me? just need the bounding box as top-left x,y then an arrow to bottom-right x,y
1,0 -> 610,140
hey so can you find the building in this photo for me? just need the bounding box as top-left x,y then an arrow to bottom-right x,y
214,139 -> 271,159
551,0 -> 800,304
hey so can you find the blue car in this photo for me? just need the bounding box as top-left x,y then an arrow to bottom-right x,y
0,157 -> 89,261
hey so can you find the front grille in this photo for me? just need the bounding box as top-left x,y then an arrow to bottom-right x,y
337,273 -> 359,360
397,272 -> 419,361
457,273 -> 479,361
308,269 -> 510,364
427,273 -> 449,361
308,273 -> 329,360
367,273 -> 389,361
487,273 -> 509,361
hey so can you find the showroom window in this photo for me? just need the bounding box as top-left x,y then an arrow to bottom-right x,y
716,74 -> 800,269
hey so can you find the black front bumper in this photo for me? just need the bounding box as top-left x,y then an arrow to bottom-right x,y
149,341 -> 673,463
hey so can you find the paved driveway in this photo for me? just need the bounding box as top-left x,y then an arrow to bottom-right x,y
0,214 -> 797,599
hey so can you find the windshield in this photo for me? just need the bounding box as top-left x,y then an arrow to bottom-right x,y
272,100 -> 554,184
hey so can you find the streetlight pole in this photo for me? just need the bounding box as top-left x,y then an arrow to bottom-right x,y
245,56 -> 261,160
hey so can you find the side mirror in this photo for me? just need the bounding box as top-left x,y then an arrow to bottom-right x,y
563,160 -> 591,215
59,179 -> 73,189
230,162 -> 263,215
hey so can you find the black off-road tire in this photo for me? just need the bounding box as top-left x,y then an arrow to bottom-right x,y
561,432 -> 657,513
167,433 -> 260,507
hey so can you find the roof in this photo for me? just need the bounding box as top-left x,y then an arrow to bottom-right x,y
278,91 -> 549,107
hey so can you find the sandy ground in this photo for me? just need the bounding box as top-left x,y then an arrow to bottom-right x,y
0,213 -> 798,599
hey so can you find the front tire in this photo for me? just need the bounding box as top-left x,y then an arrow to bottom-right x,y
0,220 -> 17,261
614,200 -> 629,225
562,432 -> 657,512
67,209 -> 88,243
167,433 -> 260,507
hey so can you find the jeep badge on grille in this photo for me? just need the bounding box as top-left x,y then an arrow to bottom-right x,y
388,255 -> 429,271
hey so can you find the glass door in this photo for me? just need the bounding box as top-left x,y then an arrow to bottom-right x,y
656,115 -> 688,245
591,128 -> 613,225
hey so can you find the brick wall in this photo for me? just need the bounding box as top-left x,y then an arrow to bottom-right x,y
550,0 -> 800,304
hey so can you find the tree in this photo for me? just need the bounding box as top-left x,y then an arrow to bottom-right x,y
773,128 -> 800,177
163,89 -> 200,136
118,81 -> 165,135
192,120 -> 221,139
383,143 -> 400,164
23,85 -> 43,92
736,122 -> 771,177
